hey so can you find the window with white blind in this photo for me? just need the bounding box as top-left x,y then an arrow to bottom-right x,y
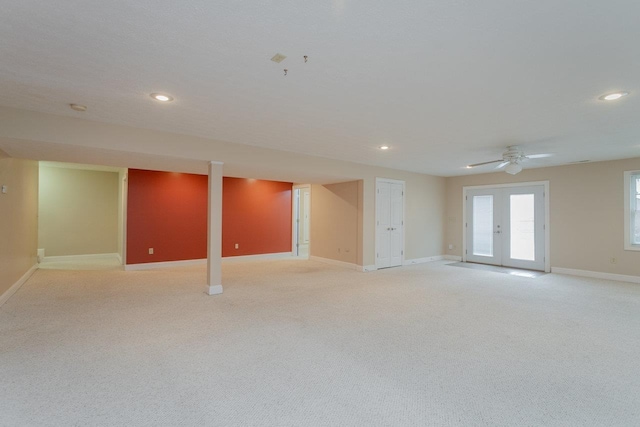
625,171 -> 640,251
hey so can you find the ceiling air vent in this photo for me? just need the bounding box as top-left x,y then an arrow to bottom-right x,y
270,53 -> 287,63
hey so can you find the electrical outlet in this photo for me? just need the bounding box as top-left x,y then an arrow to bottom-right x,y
235,243 -> 239,249
610,257 -> 617,264
1,184 -> 7,194
148,248 -> 154,255
448,244 -> 453,250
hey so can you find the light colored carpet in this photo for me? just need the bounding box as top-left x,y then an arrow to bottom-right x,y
1,260 -> 639,426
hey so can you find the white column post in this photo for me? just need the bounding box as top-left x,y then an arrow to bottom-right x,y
207,161 -> 224,295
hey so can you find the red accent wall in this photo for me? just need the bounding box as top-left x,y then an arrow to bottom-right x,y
127,170 -> 208,264
222,177 -> 292,257
126,170 -> 292,264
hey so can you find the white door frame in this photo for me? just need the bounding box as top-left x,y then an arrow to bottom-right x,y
375,177 -> 406,270
462,181 -> 550,273
292,184 -> 311,258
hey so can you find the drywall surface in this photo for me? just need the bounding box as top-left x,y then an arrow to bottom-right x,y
0,157 -> 38,296
39,165 -> 119,256
311,182 -> 360,265
222,177 -> 292,257
0,107 -> 447,267
127,169 -> 208,264
445,157 -> 640,277
127,170 -> 293,264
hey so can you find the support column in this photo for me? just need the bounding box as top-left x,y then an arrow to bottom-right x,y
207,161 -> 224,295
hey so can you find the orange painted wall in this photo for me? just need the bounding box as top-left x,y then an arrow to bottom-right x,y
126,170 -> 292,264
222,177 -> 292,257
127,169 -> 208,264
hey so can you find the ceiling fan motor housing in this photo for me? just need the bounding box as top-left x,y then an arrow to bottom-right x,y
504,145 -> 525,163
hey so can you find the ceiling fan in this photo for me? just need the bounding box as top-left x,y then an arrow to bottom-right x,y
467,145 -> 552,175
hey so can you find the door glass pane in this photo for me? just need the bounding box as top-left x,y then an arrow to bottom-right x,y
473,195 -> 493,256
510,194 -> 535,261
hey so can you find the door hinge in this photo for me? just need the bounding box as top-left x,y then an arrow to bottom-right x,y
465,249 -> 468,254
402,220 -> 404,225
377,253 -> 379,258
401,250 -> 404,255
402,191 -> 404,196
465,195 -> 467,201
465,222 -> 467,228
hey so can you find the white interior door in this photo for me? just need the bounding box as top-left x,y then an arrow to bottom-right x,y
302,190 -> 310,244
293,186 -> 310,258
466,185 -> 545,271
376,180 -> 404,269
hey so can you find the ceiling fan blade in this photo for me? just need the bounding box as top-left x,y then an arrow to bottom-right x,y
495,161 -> 509,169
467,159 -> 503,168
526,153 -> 553,159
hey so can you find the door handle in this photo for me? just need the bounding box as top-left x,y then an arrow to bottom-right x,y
494,231 -> 501,234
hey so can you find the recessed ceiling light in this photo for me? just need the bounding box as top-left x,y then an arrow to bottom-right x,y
150,93 -> 174,102
69,103 -> 87,112
379,145 -> 389,150
465,165 -> 473,169
599,92 -> 629,101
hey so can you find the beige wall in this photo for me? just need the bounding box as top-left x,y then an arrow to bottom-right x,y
0,157 -> 38,296
311,181 -> 361,264
0,107 -> 448,268
445,157 -> 640,277
311,173 -> 447,267
38,165 -> 119,256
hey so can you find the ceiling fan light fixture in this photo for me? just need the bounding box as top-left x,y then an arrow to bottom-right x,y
505,162 -> 523,175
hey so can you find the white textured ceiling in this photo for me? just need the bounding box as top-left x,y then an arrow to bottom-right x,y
1,0 -> 639,176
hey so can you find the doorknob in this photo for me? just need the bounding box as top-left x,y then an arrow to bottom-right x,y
494,231 -> 501,234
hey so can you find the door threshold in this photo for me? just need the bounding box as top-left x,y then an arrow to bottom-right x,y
447,262 -> 547,278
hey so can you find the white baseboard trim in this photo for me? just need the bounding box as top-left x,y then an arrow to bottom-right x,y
222,252 -> 293,263
402,255 -> 462,266
116,253 -> 122,264
551,267 -> 640,284
403,256 -> 444,265
42,253 -> 121,263
0,264 -> 37,307
125,252 -> 295,271
361,265 -> 377,272
310,256 -> 360,271
125,259 -> 207,271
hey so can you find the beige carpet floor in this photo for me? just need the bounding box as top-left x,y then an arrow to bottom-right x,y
1,260 -> 639,426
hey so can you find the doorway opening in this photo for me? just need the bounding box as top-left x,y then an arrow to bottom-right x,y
37,161 -> 127,270
463,182 -> 549,272
293,185 -> 311,258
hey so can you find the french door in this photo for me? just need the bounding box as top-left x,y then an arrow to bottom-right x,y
465,185 -> 546,271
